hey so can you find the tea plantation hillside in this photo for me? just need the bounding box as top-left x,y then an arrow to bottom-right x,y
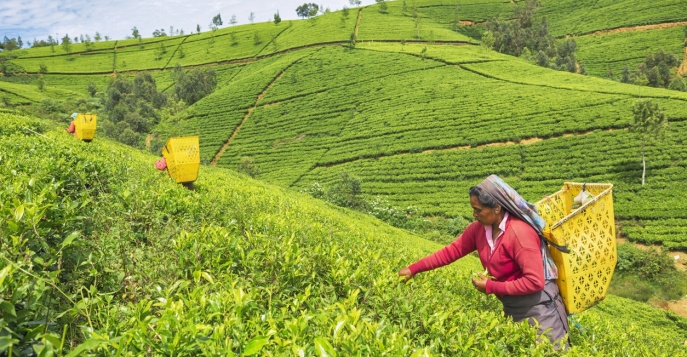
1,4 -> 687,262
154,40 -> 687,251
2,112 -> 687,355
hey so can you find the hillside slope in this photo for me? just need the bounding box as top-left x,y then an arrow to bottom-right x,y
1,1 -> 686,249
2,112 -> 687,355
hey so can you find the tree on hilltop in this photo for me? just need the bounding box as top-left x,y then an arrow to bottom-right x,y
296,3 -> 319,19
211,13 -> 223,31
274,11 -> 282,25
631,99 -> 668,186
1,36 -> 21,51
61,34 -> 72,54
131,26 -> 140,40
376,0 -> 388,13
249,12 -> 255,23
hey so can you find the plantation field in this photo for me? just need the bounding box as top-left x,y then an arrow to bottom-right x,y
538,0 -> 687,36
167,42 -> 687,251
418,0 -> 512,24
356,2 -> 476,43
2,112 -> 687,355
574,26 -> 686,79
4,0 -> 687,354
3,0 -> 687,252
0,79 -> 82,104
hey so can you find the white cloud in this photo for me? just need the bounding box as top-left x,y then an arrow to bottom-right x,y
1,0 -> 374,44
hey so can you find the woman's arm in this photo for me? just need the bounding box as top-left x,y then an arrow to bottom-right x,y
406,222 -> 480,276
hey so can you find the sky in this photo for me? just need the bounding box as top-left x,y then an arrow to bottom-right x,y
1,0 -> 375,46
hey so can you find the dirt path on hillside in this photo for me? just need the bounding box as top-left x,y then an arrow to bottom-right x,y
616,237 -> 687,318
679,45 -> 687,77
210,71 -> 285,166
585,21 -> 687,36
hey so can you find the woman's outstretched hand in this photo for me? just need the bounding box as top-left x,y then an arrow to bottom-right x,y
472,272 -> 488,293
398,267 -> 414,282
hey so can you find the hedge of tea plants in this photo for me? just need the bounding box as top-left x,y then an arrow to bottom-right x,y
2,112 -> 687,355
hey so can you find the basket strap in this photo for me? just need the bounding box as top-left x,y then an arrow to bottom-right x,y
542,234 -> 570,253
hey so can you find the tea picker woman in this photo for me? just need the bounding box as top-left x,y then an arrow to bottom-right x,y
154,156 -> 194,190
398,175 -> 570,349
65,112 -> 78,137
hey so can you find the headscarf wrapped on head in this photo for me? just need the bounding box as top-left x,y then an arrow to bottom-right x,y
477,174 -> 566,280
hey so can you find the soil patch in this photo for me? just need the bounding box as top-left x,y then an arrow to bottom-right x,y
520,137 -> 543,145
679,46 -> 687,77
666,298 -> 687,318
588,21 -> 687,36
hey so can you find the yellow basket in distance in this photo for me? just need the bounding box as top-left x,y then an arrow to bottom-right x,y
536,182 -> 616,314
161,136 -> 200,183
75,113 -> 97,141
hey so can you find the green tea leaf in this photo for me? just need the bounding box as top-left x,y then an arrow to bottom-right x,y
242,336 -> 268,356
0,301 -> 16,317
61,231 -> 80,249
65,338 -> 108,357
0,336 -> 20,352
0,265 -> 12,287
314,337 -> 336,357
14,204 -> 24,221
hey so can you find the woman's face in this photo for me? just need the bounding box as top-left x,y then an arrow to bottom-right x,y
470,195 -> 500,226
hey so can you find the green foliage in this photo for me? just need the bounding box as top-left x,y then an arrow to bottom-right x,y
87,82 -> 97,97
60,34 -> 72,54
100,73 -> 168,147
0,53 -> 25,76
1,35 -> 22,51
486,0 -> 580,73
537,0 -> 687,36
637,49 -> 681,88
296,3 -> 319,19
375,0 -> 388,14
612,243 -> 687,302
486,0 -> 550,57
324,171 -> 364,209
2,112 -> 687,355
211,13 -> 223,30
631,99 -> 668,139
172,65 -> 217,105
575,27 -> 684,80
236,156 -> 260,178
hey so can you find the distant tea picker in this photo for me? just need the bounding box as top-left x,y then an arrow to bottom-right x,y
66,113 -> 97,142
155,136 -> 200,190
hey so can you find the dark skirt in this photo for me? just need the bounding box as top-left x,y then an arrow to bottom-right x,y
498,280 -> 570,349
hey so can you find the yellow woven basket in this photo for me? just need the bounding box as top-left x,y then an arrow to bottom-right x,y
75,113 -> 97,141
161,136 -> 200,183
536,182 -> 616,314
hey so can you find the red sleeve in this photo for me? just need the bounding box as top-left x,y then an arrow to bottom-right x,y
485,224 -> 545,296
67,121 -> 76,133
408,222 -> 480,275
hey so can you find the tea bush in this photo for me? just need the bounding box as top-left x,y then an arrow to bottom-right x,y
2,113 -> 687,356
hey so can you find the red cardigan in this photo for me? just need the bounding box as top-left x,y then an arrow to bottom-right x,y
408,217 -> 545,297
